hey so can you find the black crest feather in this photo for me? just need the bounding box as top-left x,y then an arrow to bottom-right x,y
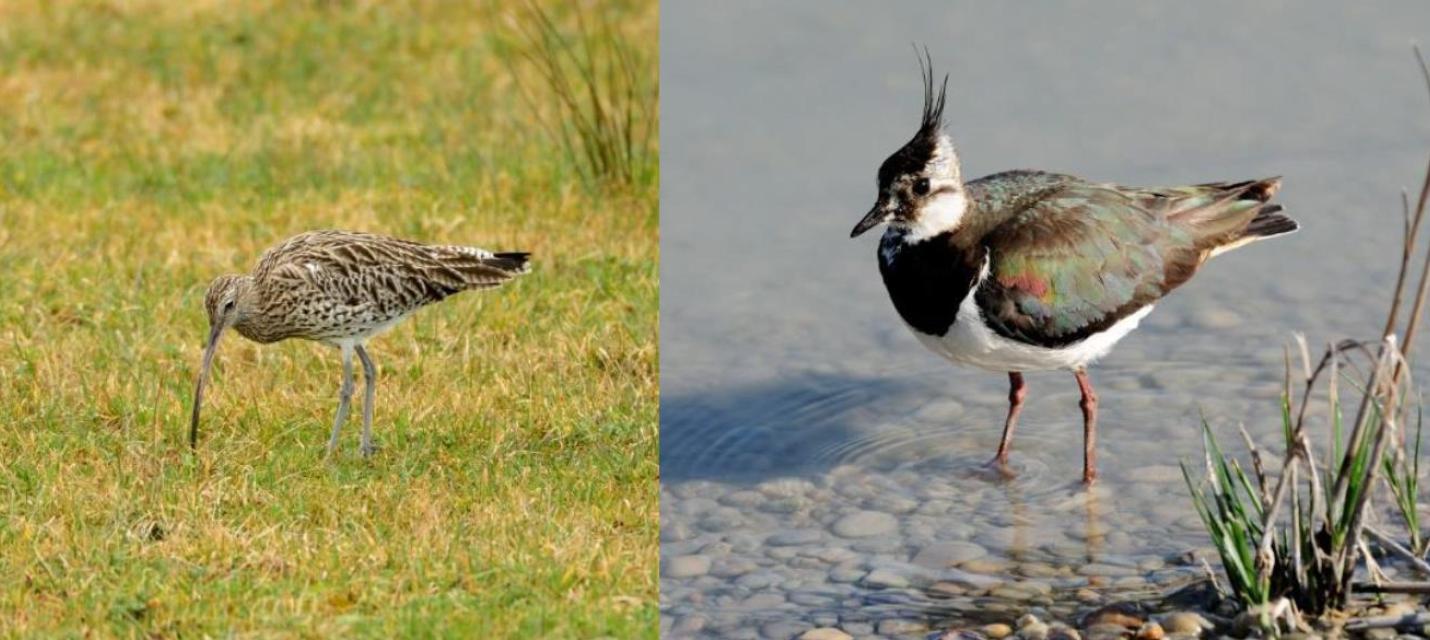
916,46 -> 948,138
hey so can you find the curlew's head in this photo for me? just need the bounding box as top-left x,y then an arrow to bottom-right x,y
190,274 -> 252,449
851,52 -> 967,242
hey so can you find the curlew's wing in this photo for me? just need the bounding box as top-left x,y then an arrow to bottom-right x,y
254,230 -> 529,307
971,176 -> 1277,348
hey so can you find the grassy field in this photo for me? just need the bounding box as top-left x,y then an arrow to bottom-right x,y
0,1 -> 658,637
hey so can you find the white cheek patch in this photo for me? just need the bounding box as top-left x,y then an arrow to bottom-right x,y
926,135 -> 960,181
904,189 -> 968,242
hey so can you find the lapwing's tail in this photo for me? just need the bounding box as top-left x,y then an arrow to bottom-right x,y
1172,177 -> 1298,258
1241,205 -> 1299,240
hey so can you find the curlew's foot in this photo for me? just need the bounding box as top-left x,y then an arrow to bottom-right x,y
360,442 -> 380,458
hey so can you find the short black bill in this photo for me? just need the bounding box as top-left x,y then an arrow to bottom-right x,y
850,203 -> 889,237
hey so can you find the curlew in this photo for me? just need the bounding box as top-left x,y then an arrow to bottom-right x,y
190,229 -> 530,457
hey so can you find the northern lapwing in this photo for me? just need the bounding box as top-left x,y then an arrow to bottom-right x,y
850,58 -> 1298,484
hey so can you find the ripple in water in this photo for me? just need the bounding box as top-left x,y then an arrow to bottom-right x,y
661,370 -> 1069,490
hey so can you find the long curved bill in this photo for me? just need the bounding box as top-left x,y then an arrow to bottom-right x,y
850,203 -> 889,238
190,322 -> 224,449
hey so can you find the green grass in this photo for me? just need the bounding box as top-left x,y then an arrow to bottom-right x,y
0,1 -> 658,636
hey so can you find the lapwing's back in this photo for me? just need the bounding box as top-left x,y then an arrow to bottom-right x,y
965,172 -> 1295,350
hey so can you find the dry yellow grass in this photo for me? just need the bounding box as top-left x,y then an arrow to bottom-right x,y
0,1 -> 657,636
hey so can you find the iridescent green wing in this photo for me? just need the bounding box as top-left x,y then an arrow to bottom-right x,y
972,180 -> 1207,348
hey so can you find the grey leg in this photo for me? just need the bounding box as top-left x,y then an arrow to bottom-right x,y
355,344 -> 377,457
327,344 -> 355,457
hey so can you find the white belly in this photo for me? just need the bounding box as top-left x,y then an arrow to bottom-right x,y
911,287 -> 1153,372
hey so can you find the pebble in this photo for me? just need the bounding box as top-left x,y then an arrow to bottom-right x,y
734,570 -> 781,589
671,615 -> 708,634
960,558 -> 1010,574
989,582 -> 1051,602
875,618 -> 928,635
806,546 -> 857,563
1134,622 -> 1164,640
1158,612 -> 1210,635
982,623 -> 1014,639
1047,627 -> 1081,640
787,591 -> 835,607
831,510 -> 897,538
1076,563 -> 1139,578
759,621 -> 807,639
1083,604 -> 1143,629
698,508 -> 745,532
927,581 -> 965,598
719,490 -> 765,507
937,632 -> 991,640
1083,624 -> 1131,640
827,563 -> 864,583
840,622 -> 874,636
664,555 -> 712,578
859,568 -> 908,589
741,592 -> 786,609
661,522 -> 693,542
798,629 -> 851,640
709,557 -> 758,578
767,529 -> 822,546
1018,622 -> 1050,640
912,541 -> 987,568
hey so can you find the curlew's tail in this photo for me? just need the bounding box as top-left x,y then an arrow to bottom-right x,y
490,252 -> 532,274
427,245 -> 532,292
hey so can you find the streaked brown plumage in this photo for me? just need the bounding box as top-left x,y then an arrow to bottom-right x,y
190,230 -> 530,456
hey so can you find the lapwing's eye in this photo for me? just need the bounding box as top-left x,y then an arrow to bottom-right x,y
913,178 -> 931,196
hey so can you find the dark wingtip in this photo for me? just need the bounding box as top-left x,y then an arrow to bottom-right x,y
492,252 -> 532,273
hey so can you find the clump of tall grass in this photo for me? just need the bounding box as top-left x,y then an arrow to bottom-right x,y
1183,47 -> 1430,631
501,1 -> 658,192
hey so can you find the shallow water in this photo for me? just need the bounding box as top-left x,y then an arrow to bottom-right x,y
660,1 -> 1430,636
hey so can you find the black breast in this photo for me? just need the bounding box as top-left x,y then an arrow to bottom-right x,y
877,232 -> 984,337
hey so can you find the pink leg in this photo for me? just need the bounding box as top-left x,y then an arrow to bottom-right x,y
1074,368 -> 1099,485
992,372 -> 1027,470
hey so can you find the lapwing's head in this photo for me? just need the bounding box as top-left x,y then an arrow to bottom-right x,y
192,273 -> 252,450
851,56 -> 967,241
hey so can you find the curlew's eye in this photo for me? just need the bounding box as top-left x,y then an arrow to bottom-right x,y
222,299 -> 236,312
912,177 -> 930,196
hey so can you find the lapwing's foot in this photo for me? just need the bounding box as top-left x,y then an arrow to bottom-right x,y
1081,468 -> 1098,486
983,456 -> 1018,480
